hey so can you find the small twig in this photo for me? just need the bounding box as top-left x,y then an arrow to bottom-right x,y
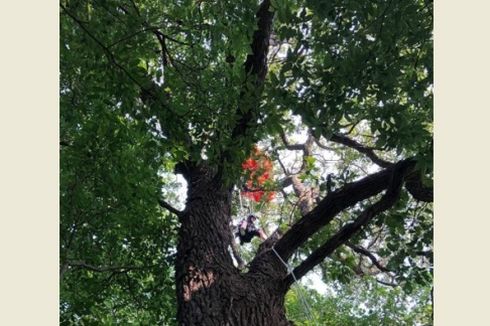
158,198 -> 183,217
66,260 -> 157,273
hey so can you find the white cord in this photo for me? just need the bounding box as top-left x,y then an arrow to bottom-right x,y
271,247 -> 316,325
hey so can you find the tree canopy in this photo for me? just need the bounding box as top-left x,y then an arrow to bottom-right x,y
60,0 -> 432,324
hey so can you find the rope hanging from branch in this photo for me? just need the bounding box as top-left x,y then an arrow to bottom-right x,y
271,247 -> 316,325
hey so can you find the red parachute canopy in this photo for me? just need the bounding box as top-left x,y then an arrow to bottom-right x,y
241,147 -> 275,202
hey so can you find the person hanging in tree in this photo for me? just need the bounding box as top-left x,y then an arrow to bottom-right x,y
236,214 -> 267,244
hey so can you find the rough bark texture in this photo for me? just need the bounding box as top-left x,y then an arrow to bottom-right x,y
230,0 -> 273,142
176,165 -> 291,326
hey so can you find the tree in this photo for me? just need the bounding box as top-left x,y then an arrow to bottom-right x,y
285,278 -> 432,325
60,0 -> 432,325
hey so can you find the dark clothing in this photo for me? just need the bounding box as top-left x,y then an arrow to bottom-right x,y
236,221 -> 260,244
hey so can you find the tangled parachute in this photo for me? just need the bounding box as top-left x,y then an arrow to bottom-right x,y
241,147 -> 275,202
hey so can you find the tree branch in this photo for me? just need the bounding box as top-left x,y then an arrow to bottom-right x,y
285,161 -> 412,285
229,0 -> 274,140
279,129 -> 306,151
330,133 -> 392,168
347,243 -> 390,273
314,138 -> 333,151
158,198 -> 183,217
329,134 -> 433,202
215,0 -> 274,182
65,260 -> 157,273
405,172 -> 433,202
276,152 -> 290,176
60,4 -> 156,100
377,279 -> 398,287
61,4 -> 182,143
272,159 -> 416,262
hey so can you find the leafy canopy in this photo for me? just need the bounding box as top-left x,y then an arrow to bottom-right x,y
60,0 -> 432,323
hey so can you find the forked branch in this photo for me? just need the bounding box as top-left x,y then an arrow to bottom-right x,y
329,133 -> 432,202
285,160 -> 412,285
272,159 -> 416,262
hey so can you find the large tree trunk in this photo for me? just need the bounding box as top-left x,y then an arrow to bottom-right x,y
176,165 -> 292,325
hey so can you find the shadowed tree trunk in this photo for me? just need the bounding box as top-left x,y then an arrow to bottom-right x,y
173,2 -> 290,323
176,164 -> 292,325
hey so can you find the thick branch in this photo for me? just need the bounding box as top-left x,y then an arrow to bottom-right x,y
405,172 -> 433,202
273,159 -> 416,262
230,0 -> 274,140
285,161 -> 411,285
330,134 -> 433,202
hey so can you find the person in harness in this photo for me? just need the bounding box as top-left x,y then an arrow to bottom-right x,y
236,214 -> 267,244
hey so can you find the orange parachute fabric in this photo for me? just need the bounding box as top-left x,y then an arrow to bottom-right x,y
241,147 -> 275,202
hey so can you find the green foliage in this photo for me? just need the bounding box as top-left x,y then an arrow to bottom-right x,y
60,108 -> 179,323
60,57 -> 179,323
61,0 -> 432,323
286,279 -> 432,326
266,0 -> 432,161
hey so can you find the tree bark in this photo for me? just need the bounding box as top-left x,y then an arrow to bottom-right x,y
176,165 -> 292,325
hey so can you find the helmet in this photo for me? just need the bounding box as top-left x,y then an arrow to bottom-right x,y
247,214 -> 257,221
